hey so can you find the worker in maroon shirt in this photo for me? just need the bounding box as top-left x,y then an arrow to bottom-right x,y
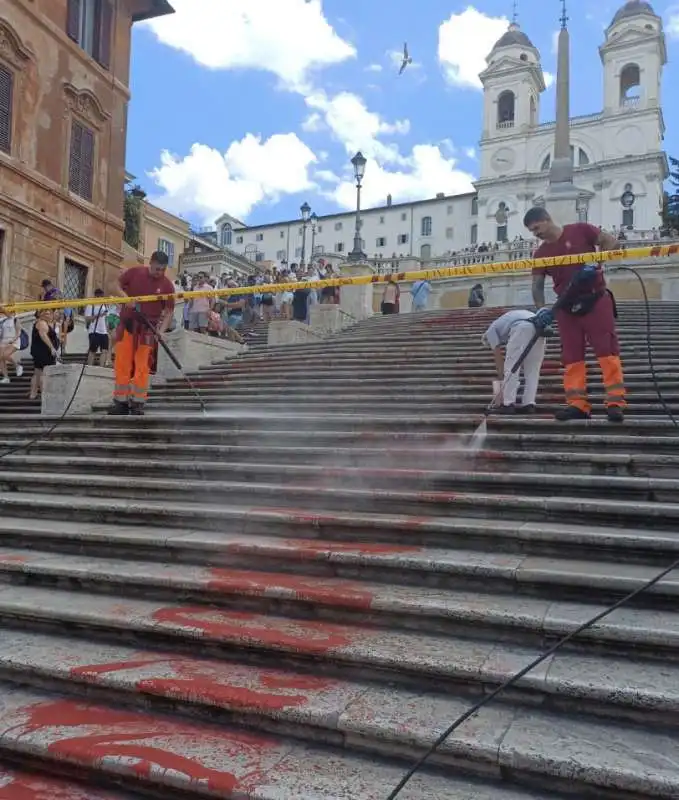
109,251 -> 175,416
524,207 -> 626,423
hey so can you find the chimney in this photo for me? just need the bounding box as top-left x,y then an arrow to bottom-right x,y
386,194 -> 392,206
436,192 -> 445,199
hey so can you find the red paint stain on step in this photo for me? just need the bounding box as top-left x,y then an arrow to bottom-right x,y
72,655 -> 337,712
17,699 -> 279,793
207,569 -> 375,609
279,538 -> 421,556
253,508 -> 349,527
0,553 -> 29,564
152,606 -> 358,654
0,767 -> 116,799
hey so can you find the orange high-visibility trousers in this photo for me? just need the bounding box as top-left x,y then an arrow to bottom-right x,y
113,330 -> 153,405
556,292 -> 626,413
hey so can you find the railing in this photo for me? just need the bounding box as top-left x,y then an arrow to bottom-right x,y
369,234 -> 679,275
497,120 -> 514,129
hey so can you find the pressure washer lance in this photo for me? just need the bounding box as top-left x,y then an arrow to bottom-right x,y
135,307 -> 209,416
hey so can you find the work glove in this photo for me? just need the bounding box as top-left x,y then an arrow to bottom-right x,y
575,264 -> 598,284
532,307 -> 554,330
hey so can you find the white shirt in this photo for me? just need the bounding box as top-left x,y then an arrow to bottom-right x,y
0,316 -> 17,345
483,310 -> 535,349
84,304 -> 109,335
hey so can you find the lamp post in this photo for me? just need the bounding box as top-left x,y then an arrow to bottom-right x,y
348,151 -> 367,262
300,201 -> 311,268
309,212 -> 318,268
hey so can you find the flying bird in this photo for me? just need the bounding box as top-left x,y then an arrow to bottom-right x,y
399,42 -> 412,75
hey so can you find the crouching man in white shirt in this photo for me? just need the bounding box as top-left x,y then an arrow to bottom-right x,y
481,309 -> 546,415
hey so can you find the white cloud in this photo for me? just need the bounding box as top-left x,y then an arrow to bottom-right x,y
315,169 -> 340,184
327,145 -> 475,211
148,134 -> 317,222
438,7 -> 509,89
301,112 -> 325,132
667,8 -> 679,38
143,0 -> 356,90
464,146 -> 477,159
544,71 -> 555,89
365,63 -> 383,73
304,90 -> 410,164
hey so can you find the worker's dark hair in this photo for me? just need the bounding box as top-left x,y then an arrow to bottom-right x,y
150,250 -> 169,266
523,206 -> 551,227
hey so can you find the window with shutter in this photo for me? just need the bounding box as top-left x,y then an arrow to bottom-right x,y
0,66 -> 12,155
95,0 -> 113,69
67,0 -> 82,41
68,120 -> 95,201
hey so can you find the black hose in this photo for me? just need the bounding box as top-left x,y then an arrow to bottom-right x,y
386,269 -> 679,798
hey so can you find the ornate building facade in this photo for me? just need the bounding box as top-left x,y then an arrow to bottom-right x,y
0,0 -> 173,303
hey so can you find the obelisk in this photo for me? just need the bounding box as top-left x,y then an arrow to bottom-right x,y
544,0 -> 588,224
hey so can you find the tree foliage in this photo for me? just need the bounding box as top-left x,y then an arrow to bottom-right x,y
664,156 -> 679,231
123,187 -> 144,249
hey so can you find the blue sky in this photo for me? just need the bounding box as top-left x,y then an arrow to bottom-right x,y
125,0 -> 679,228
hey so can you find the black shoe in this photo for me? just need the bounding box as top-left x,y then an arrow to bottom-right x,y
554,405 -> 591,422
129,402 -> 145,416
606,406 -> 625,423
495,404 -> 515,415
107,401 -> 129,416
516,404 -> 537,414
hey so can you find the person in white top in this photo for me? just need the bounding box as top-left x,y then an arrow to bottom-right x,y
482,309 -> 546,414
0,305 -> 23,384
84,290 -> 110,367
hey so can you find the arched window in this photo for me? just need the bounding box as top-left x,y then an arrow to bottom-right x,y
541,154 -> 551,171
620,63 -> 641,108
421,216 -> 432,236
221,223 -> 232,247
497,91 -> 515,128
529,95 -> 537,126
471,195 -> 478,216
621,182 -> 635,229
578,147 -> 590,166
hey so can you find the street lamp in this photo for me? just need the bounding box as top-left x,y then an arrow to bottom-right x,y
300,201 -> 311,268
309,212 -> 318,268
348,151 -> 367,262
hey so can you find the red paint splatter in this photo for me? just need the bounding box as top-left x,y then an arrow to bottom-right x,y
207,568 -> 374,610
17,699 -> 278,793
0,767 -> 116,799
71,654 -> 338,712
0,553 -> 29,564
253,508 -> 348,527
152,606 -> 358,654
279,538 -> 421,556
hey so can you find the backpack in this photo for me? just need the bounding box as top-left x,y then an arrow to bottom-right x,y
19,329 -> 29,351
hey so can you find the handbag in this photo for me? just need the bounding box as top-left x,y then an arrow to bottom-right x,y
18,329 -> 29,351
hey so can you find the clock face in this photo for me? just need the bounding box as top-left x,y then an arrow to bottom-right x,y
492,148 -> 516,171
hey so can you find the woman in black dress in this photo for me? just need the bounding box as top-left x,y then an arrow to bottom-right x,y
30,309 -> 59,400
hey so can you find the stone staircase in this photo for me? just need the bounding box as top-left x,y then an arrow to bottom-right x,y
0,353 -> 87,416
0,302 -> 677,798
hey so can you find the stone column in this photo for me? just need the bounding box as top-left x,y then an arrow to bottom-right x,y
42,364 -> 113,416
156,329 -> 245,380
339,262 -> 376,322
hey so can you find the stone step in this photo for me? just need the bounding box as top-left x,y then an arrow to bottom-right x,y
3,463 -> 679,513
0,765 -> 140,799
3,441 -> 679,477
1,525 -> 679,610
1,505 -> 678,567
0,681 -> 508,800
2,628 -> 679,786
0,412 -> 675,436
7,456 -> 679,502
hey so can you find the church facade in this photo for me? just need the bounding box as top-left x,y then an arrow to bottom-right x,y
475,0 -> 667,243
214,0 -> 668,266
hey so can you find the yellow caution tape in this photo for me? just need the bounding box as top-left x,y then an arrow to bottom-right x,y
2,243 -> 677,314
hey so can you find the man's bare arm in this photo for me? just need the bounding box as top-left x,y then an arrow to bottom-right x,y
532,273 -> 546,307
596,229 -> 618,252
